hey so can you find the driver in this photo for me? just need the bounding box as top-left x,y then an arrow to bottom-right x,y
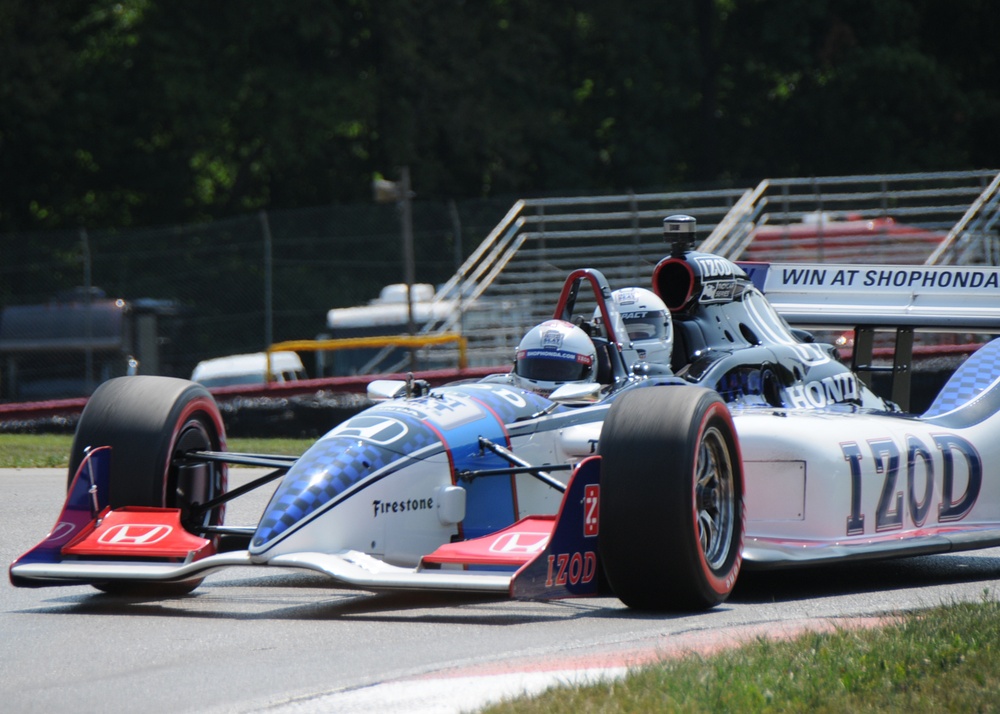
511,319 -> 597,396
595,287 -> 674,367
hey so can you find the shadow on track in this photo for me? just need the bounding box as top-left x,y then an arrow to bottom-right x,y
14,552 -> 999,623
732,552 -> 1000,604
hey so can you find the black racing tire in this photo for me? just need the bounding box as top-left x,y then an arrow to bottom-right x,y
599,386 -> 744,611
67,376 -> 228,595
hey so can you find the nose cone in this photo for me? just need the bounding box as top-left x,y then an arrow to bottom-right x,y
251,411 -> 440,551
249,384 -> 554,553
250,437 -> 392,549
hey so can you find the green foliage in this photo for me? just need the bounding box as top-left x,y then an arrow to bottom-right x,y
1,0 -> 998,233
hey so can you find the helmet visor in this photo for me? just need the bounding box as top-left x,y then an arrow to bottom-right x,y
516,350 -> 593,383
623,310 -> 668,341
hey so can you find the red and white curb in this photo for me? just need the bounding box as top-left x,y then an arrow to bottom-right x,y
266,616 -> 888,713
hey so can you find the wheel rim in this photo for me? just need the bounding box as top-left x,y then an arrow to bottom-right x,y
695,425 -> 736,570
170,417 -> 223,528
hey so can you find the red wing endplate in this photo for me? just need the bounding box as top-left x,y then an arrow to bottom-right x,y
9,447 -> 113,579
421,456 -> 605,599
9,447 -> 212,587
509,456 -> 604,599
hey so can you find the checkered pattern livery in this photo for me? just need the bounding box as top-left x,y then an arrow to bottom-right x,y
436,384 -> 555,423
252,412 -> 441,548
250,384 -> 551,550
924,339 -> 1000,420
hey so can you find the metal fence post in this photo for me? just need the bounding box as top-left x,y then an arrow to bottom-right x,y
80,228 -> 94,393
259,210 -> 274,353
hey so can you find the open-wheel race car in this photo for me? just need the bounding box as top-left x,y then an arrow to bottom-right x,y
11,216 -> 1000,611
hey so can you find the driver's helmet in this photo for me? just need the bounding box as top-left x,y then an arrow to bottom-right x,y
513,319 -> 597,396
595,287 -> 674,365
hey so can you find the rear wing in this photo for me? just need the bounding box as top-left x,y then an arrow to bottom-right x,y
739,262 -> 1000,332
739,262 -> 1000,410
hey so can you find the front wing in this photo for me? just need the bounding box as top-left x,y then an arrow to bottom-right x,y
10,454 -> 605,601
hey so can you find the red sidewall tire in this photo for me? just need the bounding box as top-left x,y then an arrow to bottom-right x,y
599,385 -> 744,611
689,400 -> 744,600
68,376 -> 228,523
67,376 -> 228,596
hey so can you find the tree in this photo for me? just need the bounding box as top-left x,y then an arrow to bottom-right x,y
1,0 -> 997,233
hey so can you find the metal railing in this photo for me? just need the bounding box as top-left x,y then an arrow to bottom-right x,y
267,333 -> 468,380
925,171 -> 1000,265
398,188 -> 748,371
709,170 -> 1000,263
355,170 -> 1000,374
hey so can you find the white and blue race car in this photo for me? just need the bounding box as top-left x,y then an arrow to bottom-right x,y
11,216 -> 1000,611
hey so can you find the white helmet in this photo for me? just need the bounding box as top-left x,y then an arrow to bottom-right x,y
513,319 -> 597,396
597,287 -> 673,365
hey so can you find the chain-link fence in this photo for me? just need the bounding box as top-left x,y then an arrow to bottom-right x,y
0,198 -> 512,401
5,170 -> 998,403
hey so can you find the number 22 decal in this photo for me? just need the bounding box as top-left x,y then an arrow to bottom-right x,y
841,433 -> 982,535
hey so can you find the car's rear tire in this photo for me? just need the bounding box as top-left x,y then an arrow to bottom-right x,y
599,386 -> 744,610
68,376 -> 228,595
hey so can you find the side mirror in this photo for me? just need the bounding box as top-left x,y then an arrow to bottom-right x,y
367,379 -> 407,401
549,382 -> 603,404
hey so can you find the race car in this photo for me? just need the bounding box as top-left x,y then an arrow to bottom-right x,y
11,216 -> 1000,611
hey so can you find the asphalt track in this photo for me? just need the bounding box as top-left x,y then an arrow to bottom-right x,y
3,468 -> 1000,713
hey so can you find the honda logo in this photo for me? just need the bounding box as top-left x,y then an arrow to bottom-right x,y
98,523 -> 173,546
45,521 -> 77,543
489,532 -> 549,554
331,416 -> 408,445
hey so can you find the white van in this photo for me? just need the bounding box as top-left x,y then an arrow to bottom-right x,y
190,351 -> 306,388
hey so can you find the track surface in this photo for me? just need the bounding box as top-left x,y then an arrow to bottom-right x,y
3,468 -> 999,713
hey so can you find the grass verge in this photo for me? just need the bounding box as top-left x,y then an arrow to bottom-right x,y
0,433 -> 310,469
482,597 -> 1000,713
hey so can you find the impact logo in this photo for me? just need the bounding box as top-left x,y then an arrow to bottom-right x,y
784,373 -> 858,408
700,280 -> 737,303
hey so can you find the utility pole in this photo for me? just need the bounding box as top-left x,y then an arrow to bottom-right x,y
260,210 -> 274,349
260,210 -> 275,381
374,166 -> 417,369
400,166 -> 416,340
80,228 -> 94,393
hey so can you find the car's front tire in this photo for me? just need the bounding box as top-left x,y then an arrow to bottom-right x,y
599,386 -> 744,610
68,376 -> 228,595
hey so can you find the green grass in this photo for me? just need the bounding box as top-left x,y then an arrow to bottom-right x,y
0,433 -> 310,469
0,434 -> 76,468
482,597 -> 1000,713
